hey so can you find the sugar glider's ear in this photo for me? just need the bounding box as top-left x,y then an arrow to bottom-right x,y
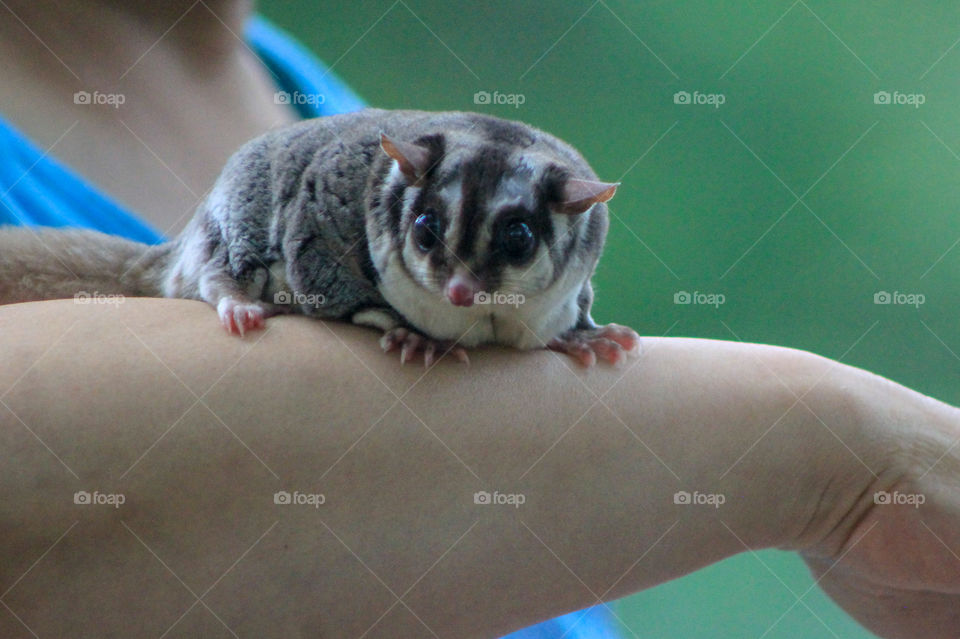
552,178 -> 620,215
380,133 -> 431,185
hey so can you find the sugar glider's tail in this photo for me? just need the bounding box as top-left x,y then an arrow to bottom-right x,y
0,227 -> 174,304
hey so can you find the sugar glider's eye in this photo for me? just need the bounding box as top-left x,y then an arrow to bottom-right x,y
413,211 -> 442,252
500,220 -> 536,263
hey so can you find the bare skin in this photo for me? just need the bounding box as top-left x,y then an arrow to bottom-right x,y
1,1 -> 960,637
0,299 -> 957,638
0,0 -> 296,233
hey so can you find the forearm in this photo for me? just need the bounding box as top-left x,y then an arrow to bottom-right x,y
0,298 -> 942,637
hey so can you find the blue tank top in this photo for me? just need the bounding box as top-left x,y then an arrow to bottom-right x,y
0,15 -> 621,639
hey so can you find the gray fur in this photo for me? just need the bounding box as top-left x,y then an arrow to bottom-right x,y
0,227 -> 171,303
0,109 -> 615,350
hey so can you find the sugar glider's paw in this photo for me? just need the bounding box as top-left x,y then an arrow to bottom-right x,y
379,327 -> 470,367
217,297 -> 267,336
547,323 -> 641,367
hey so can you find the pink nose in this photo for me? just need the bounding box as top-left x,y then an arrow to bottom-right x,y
445,274 -> 481,307
447,282 -> 475,307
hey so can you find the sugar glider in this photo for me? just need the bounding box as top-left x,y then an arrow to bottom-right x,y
0,109 -> 639,366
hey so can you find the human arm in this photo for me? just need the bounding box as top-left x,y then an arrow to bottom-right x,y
0,297 -> 957,638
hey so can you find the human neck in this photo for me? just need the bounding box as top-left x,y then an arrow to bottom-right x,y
0,0 -> 253,86
0,0 -> 298,232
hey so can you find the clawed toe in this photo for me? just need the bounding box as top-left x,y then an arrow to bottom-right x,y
380,328 -> 469,367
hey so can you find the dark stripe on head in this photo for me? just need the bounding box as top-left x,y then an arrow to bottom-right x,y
407,181 -> 452,278
544,216 -> 578,286
390,133 -> 451,289
370,133 -> 447,246
534,164 -> 577,285
384,180 -> 406,246
546,202 -> 607,287
582,205 -> 607,257
412,133 -> 447,176
356,235 -> 380,284
455,145 -> 511,261
364,157 -> 394,235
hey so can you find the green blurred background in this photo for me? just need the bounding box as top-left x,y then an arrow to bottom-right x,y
260,1 -> 959,637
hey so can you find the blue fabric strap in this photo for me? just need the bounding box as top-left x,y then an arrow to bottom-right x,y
245,15 -> 366,119
0,116 -> 166,243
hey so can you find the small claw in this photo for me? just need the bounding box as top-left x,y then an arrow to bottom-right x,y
400,333 -> 423,364
380,327 -> 408,352
218,301 -> 239,335
423,342 -> 437,368
234,307 -> 246,337
220,313 -> 238,335
380,328 -> 470,366
215,298 -> 268,337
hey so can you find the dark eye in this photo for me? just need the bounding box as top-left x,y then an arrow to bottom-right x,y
500,220 -> 535,263
413,212 -> 442,252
